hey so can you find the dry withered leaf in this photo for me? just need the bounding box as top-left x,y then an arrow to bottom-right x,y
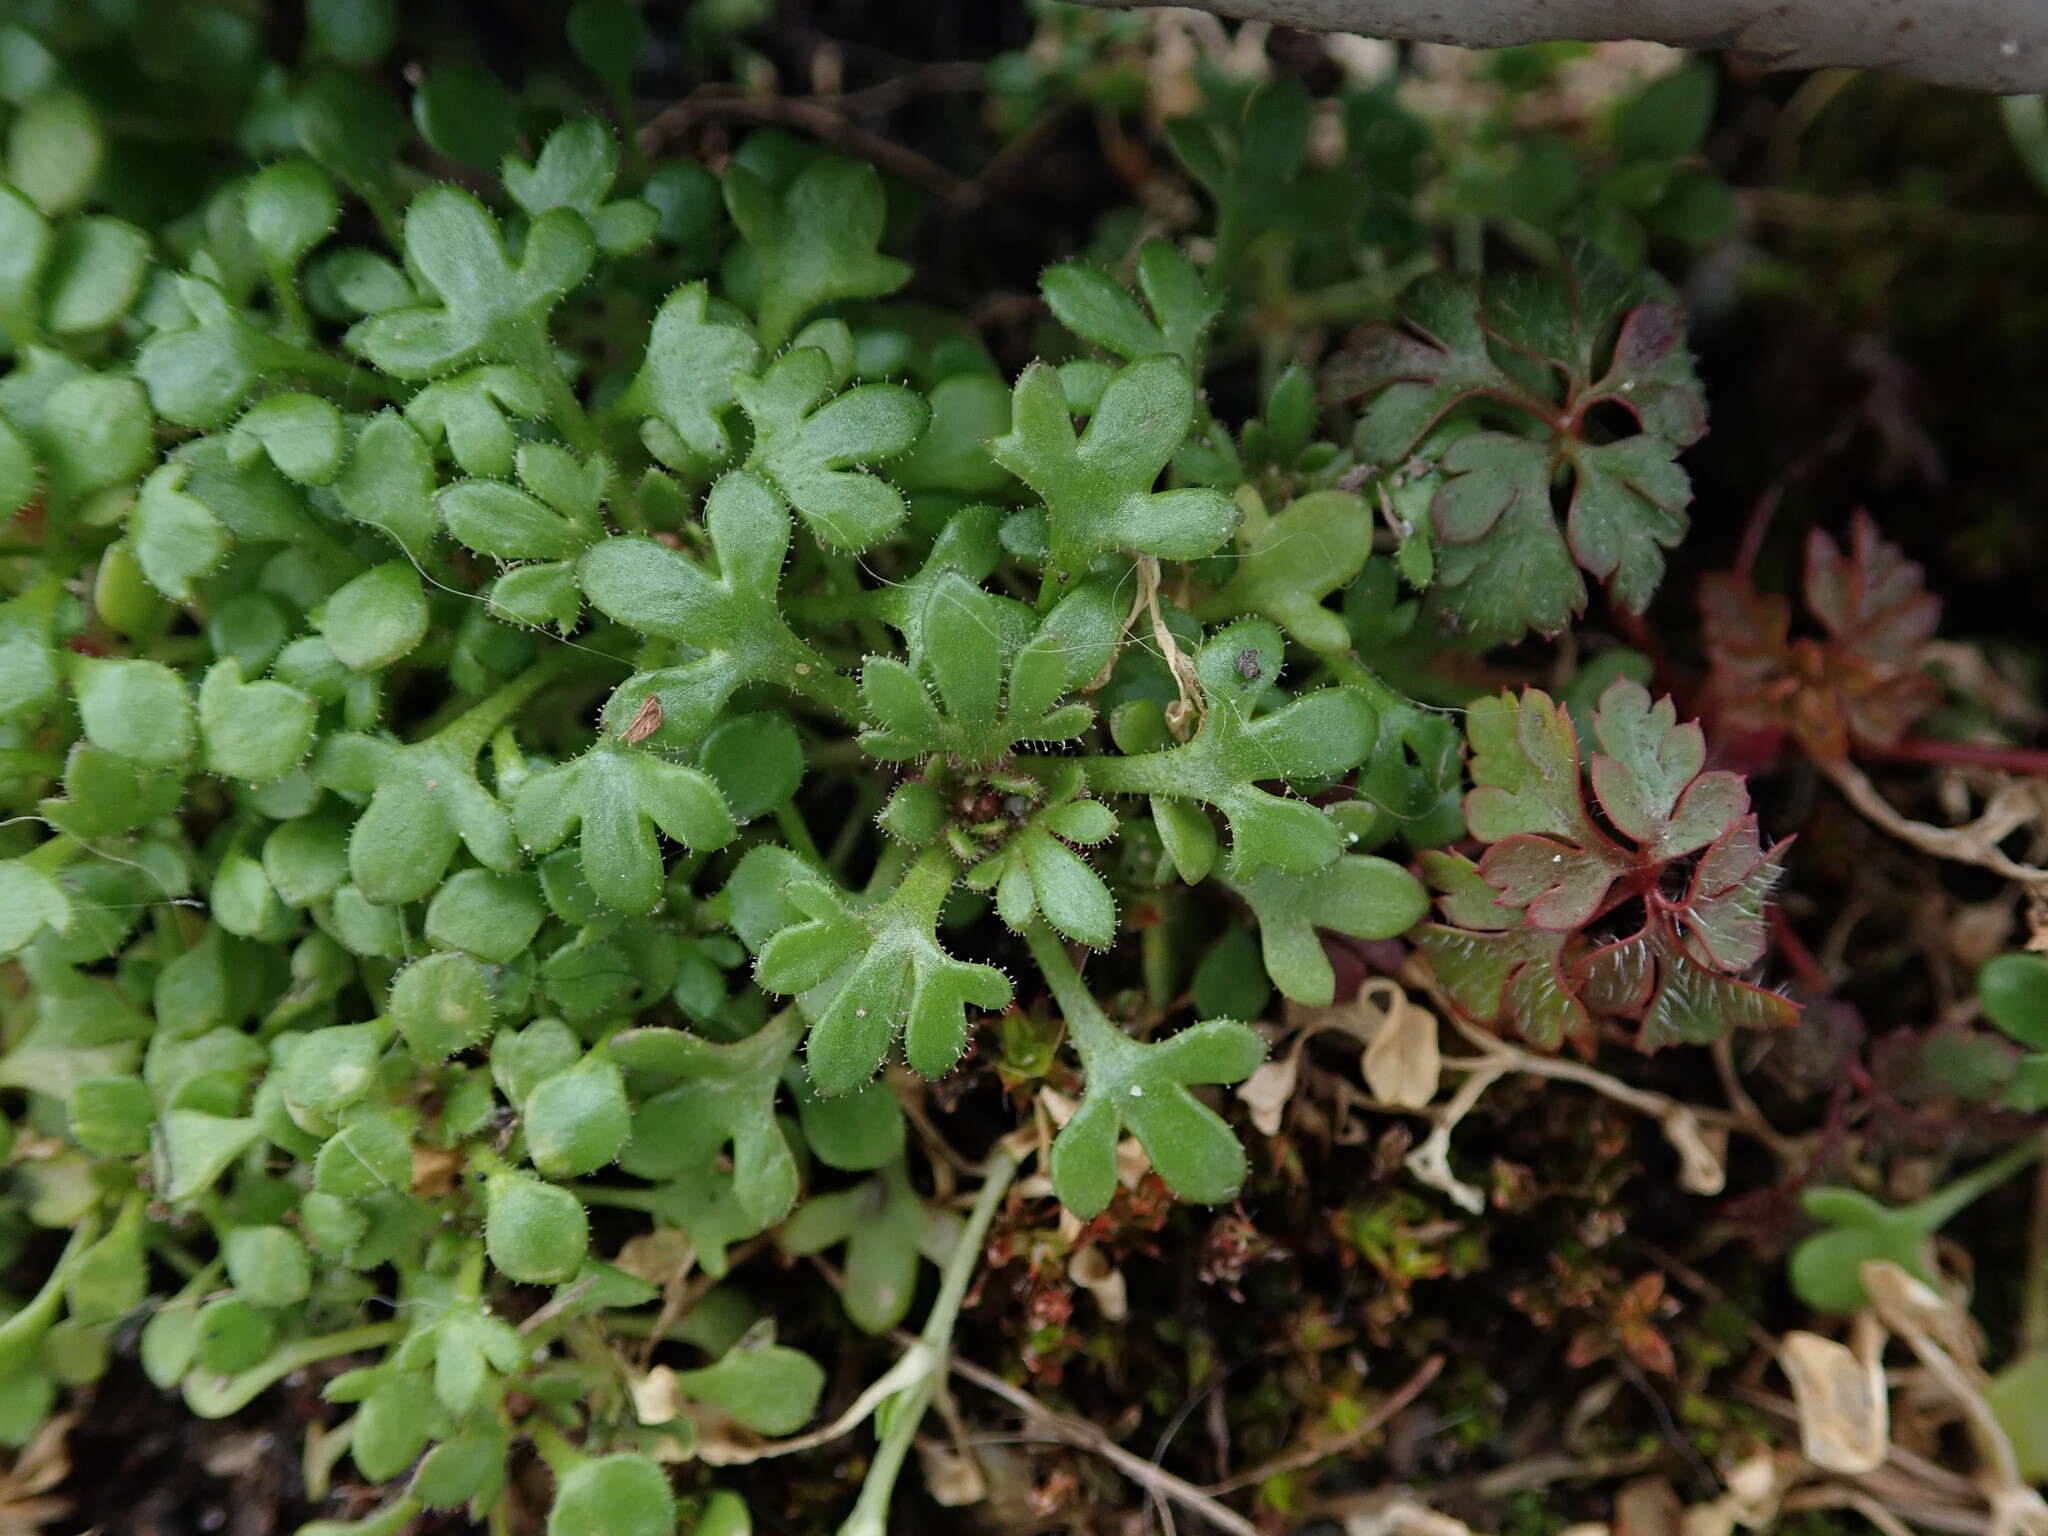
918,1439 -> 988,1508
1066,1245 -> 1129,1320
0,1413 -> 71,1536
1661,1105 -> 1727,1196
410,1145 -> 463,1197
619,692 -> 664,744
1360,978 -> 1442,1109
1780,1323 -> 1888,1474
1614,1475 -> 1683,1536
1235,1056 -> 1299,1136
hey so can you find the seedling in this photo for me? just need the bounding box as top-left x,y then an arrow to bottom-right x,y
1790,1138 -> 2045,1313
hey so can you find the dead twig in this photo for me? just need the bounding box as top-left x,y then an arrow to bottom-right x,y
1820,756 -> 2048,889
638,91 -> 968,200
1400,984 -> 1738,1210
1202,1355 -> 1444,1496
943,1351 -> 1263,1536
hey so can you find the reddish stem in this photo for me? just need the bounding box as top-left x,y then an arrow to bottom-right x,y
1733,420 -> 1853,582
1732,486 -> 1783,585
1868,736 -> 2048,777
1768,904 -> 1832,996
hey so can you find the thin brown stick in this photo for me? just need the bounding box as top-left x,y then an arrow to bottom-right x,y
1783,1485 -> 1922,1536
638,94 -> 967,199
1203,1355 -> 1444,1496
943,1351 -> 1262,1536
1819,756 -> 2048,887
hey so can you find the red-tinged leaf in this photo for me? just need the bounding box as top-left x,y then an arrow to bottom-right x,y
1417,681 -> 1794,1052
1806,512 -> 1942,748
1463,689 -> 1602,845
1698,572 -> 1804,757
1700,512 -> 1939,764
1328,248 -> 1705,640
1586,682 -> 1747,860
1678,818 -> 1785,972
1478,834 -> 1618,932
1806,511 -> 1940,659
1632,932 -> 1799,1050
1621,1320 -> 1677,1377
1412,918 -> 1593,1053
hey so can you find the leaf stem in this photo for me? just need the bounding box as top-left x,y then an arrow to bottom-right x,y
18,832 -> 82,876
512,333 -> 600,457
1023,924 -> 1123,1066
527,1420 -> 585,1476
1912,1134 -> 2046,1231
428,645 -> 591,759
286,344 -> 403,406
263,256 -> 316,345
2023,1149 -> 2048,1356
782,646 -> 862,723
889,843 -> 959,919
181,1321 -> 406,1419
1324,650 -> 1418,720
1072,749 -> 1176,799
1869,736 -> 2048,777
0,1212 -> 103,1377
775,801 -> 825,866
836,1142 -> 1017,1536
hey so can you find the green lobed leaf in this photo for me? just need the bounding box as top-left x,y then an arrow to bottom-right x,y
991,355 -> 1239,589
1231,854 -> 1429,1006
1085,620 -> 1374,877
737,345 -> 928,551
722,156 -> 910,349
348,187 -> 594,380
515,742 -> 736,916
755,848 -> 1011,1095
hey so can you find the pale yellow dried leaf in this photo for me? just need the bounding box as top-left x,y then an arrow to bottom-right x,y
1614,1476 -> 1682,1536
1359,979 -> 1441,1109
632,1365 -> 684,1426
1236,1057 -> 1299,1136
614,1228 -> 694,1286
1662,1107 -> 1726,1196
1067,1245 -> 1129,1321
1781,1329 -> 1888,1473
919,1440 -> 988,1507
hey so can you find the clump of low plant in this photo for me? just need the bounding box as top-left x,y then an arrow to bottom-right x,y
0,6 -> 1811,1532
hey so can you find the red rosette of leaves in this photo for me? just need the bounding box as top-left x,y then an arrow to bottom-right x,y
1414,677 -> 1798,1053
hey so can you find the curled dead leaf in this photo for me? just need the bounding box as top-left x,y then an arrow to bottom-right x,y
1780,1324 -> 1888,1473
632,1365 -> 684,1426
1236,1056 -> 1299,1136
1678,1450 -> 1794,1536
409,1145 -> 463,1198
1660,1106 -> 1727,1196
1358,979 -> 1442,1109
619,692 -> 663,744
1067,1245 -> 1129,1320
919,1439 -> 987,1507
1858,1257 -> 1961,1343
1613,1475 -> 1682,1536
